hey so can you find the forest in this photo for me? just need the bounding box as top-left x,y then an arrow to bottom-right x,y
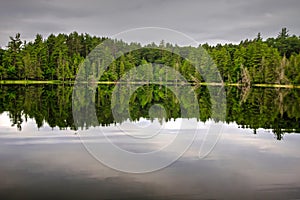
1,28 -> 300,85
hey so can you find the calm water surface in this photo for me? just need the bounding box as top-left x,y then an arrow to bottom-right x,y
0,85 -> 300,199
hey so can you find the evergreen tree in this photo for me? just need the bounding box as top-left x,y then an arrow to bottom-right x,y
3,33 -> 23,79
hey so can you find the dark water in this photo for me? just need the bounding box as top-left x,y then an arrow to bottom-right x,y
1,84 -> 300,199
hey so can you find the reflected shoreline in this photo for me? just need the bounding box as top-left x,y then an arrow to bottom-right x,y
0,84 -> 299,140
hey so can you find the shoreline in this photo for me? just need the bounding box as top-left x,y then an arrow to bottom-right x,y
0,80 -> 300,88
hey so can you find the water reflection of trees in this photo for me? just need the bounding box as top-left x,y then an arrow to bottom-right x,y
0,84 -> 299,140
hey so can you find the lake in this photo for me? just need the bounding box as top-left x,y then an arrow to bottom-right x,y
0,84 -> 300,199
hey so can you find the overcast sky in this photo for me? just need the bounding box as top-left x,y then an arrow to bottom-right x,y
0,0 -> 300,47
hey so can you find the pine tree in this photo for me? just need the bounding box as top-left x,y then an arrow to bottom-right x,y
4,33 -> 23,79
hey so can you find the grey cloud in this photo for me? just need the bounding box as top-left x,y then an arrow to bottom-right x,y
0,0 -> 300,47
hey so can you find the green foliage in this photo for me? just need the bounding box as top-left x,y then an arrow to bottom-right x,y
1,29 -> 300,85
267,28 -> 300,58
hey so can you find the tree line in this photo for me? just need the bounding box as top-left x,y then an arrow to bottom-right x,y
1,28 -> 300,84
